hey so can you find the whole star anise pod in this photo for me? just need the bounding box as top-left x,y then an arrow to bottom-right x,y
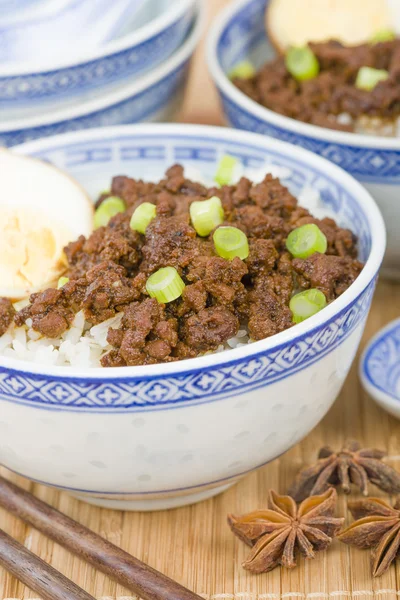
288,440 -> 400,502
228,488 -> 343,573
339,497 -> 400,577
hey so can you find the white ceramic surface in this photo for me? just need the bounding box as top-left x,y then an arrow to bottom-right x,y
0,0 -> 151,65
207,0 -> 400,279
360,319 -> 400,420
0,124 -> 385,511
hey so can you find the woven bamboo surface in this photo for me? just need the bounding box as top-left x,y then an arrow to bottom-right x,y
2,1 -> 400,597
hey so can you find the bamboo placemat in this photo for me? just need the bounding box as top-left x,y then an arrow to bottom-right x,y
1,278 -> 400,599
2,1 -> 400,597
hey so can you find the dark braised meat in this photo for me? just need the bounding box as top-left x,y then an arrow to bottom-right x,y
234,39 -> 400,132
65,213 -> 143,278
14,261 -> 143,338
81,261 -> 142,325
140,215 -> 201,274
181,306 -> 239,351
185,256 -> 249,316
0,298 -> 15,337
103,297 -> 179,366
15,288 -> 76,339
7,165 -> 362,366
292,254 -> 363,301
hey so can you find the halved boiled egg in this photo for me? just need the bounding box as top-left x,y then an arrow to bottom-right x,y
267,0 -> 399,53
0,149 -> 93,299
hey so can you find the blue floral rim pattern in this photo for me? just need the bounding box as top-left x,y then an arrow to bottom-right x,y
214,0 -> 400,183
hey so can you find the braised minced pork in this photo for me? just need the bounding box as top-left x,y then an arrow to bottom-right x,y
8,165 -> 362,366
234,39 -> 400,132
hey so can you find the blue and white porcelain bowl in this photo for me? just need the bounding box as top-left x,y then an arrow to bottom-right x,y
0,0 -> 153,66
207,0 -> 400,279
0,0 -> 195,115
0,9 -> 202,149
361,320 -> 400,420
0,124 -> 385,511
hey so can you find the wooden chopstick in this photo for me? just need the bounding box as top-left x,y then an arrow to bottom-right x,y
0,527 -> 96,600
0,475 -> 204,600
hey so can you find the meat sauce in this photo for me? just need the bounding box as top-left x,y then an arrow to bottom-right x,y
3,165 -> 363,366
234,39 -> 400,132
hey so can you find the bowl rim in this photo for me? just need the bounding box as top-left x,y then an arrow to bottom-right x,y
0,122 -> 386,380
0,0 -> 196,77
206,0 -> 400,150
360,317 -> 400,413
0,4 -> 203,132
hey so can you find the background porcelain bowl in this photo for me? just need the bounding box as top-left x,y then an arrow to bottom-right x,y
0,124 -> 385,511
0,8 -> 202,148
207,0 -> 400,280
0,0 -> 195,116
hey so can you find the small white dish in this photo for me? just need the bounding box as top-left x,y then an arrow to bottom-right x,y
360,319 -> 400,419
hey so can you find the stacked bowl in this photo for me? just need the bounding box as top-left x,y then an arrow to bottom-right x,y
0,0 -> 202,146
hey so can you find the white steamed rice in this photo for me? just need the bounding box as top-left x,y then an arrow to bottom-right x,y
338,112 -> 400,137
0,311 -> 253,367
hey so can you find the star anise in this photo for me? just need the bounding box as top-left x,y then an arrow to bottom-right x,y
339,497 -> 400,577
288,440 -> 400,502
227,488 -> 343,573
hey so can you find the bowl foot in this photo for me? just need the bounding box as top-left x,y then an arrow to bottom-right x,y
70,482 -> 235,511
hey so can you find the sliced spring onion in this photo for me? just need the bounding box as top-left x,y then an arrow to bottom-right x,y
285,46 -> 319,81
213,226 -> 249,260
371,29 -> 396,43
190,196 -> 224,237
146,267 -> 185,303
286,224 -> 327,259
355,66 -> 389,91
94,196 -> 125,229
229,60 -> 256,80
290,289 -> 327,324
57,276 -> 69,289
130,202 -> 156,234
214,155 -> 239,187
